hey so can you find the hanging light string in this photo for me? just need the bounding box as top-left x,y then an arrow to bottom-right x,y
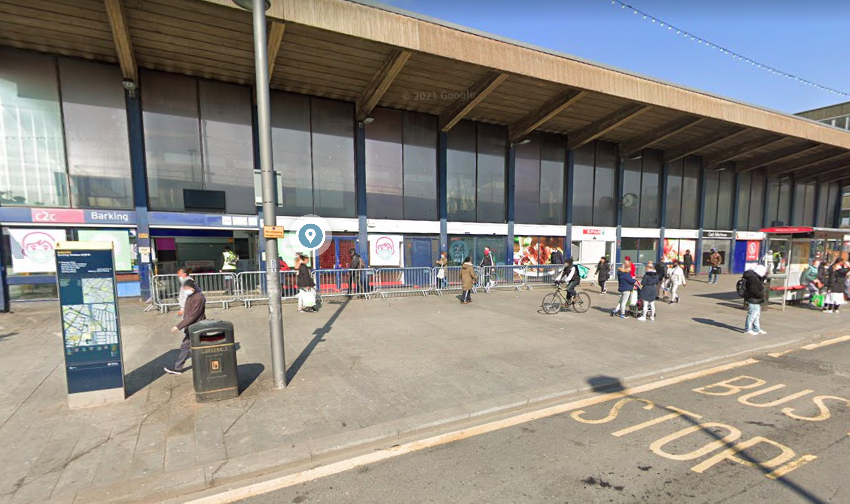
605,0 -> 850,98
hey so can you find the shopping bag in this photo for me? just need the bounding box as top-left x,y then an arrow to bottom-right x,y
628,289 -> 639,306
812,294 -> 824,308
299,288 -> 316,308
436,269 -> 445,280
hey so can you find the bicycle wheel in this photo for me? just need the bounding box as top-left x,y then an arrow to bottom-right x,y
572,292 -> 591,313
542,293 -> 562,314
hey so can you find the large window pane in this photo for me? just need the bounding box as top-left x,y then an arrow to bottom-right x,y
514,133 -> 541,224
778,178 -> 792,225
271,91 -> 313,216
665,160 -> 683,228
447,120 -> 476,222
311,98 -> 355,218
365,107 -> 403,219
199,80 -> 254,214
716,167 -> 734,229
681,156 -> 700,229
142,71 -> 202,211
539,134 -> 566,225
622,157 -> 641,228
476,122 -> 506,223
736,171 -> 752,230
571,143 -> 594,226
766,177 -> 780,225
703,169 -> 719,229
640,149 -> 662,228
748,169 -> 765,231
593,142 -> 617,226
0,48 -> 68,207
59,59 -> 132,209
402,111 -> 437,220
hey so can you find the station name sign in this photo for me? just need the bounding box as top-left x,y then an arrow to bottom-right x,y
702,230 -> 734,239
0,207 -> 136,225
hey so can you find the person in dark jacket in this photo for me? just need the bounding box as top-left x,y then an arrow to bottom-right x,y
683,250 -> 693,279
348,248 -> 365,296
824,260 -> 849,314
611,266 -> 637,319
595,257 -> 611,294
165,279 -> 206,374
555,258 -> 581,301
550,248 -> 564,265
742,265 -> 767,335
638,265 -> 660,321
295,253 -> 316,312
460,256 -> 478,304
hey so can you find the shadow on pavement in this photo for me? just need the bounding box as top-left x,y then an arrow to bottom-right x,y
286,298 -> 351,383
237,363 -> 264,393
694,291 -> 740,301
125,349 -> 178,397
692,317 -> 743,333
586,375 -> 625,393
0,332 -> 18,340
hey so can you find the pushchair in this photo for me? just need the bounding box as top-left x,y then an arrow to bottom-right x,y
626,286 -> 643,318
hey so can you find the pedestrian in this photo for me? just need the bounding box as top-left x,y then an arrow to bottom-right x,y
435,251 -> 448,289
611,265 -> 636,319
348,248 -> 363,296
638,264 -> 660,321
708,248 -> 722,284
623,256 -> 636,277
683,250 -> 693,279
165,279 -> 206,374
595,256 -> 611,294
176,268 -> 195,316
764,250 -> 774,274
479,247 -> 495,288
550,247 -> 565,265
295,253 -> 316,313
460,256 -> 477,304
669,260 -> 686,304
742,265 -> 767,335
278,259 -> 296,298
823,260 -> 849,314
799,260 -> 821,306
221,246 -> 238,295
555,258 -> 581,302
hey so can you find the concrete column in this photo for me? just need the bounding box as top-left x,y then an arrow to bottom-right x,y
125,88 -> 152,301
506,143 -> 516,263
565,149 -> 575,258
696,162 -> 707,274
355,123 -> 368,262
0,223 -> 8,312
616,156 -> 625,263
658,161 -> 669,264
438,131 -> 448,253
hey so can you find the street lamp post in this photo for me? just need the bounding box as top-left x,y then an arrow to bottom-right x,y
236,0 -> 287,389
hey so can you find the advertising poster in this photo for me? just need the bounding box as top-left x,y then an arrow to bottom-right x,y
513,236 -> 565,265
448,237 -> 470,266
662,239 -> 696,264
746,241 -> 760,262
77,230 -> 133,272
277,233 -> 312,268
55,242 -> 125,404
9,228 -> 66,273
369,234 -> 403,267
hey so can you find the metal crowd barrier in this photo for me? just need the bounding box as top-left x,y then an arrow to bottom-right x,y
433,266 -> 482,295
150,272 -> 238,312
371,267 -> 433,298
522,264 -> 561,290
237,271 -> 299,307
312,268 -> 378,299
479,264 -> 525,293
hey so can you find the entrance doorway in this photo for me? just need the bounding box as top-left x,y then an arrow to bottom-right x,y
318,236 -> 357,269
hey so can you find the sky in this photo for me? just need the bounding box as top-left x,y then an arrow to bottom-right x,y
372,0 -> 850,114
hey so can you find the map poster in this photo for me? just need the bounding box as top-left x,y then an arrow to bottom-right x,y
55,241 -> 125,407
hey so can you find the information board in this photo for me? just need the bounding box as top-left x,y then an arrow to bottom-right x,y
55,242 -> 125,407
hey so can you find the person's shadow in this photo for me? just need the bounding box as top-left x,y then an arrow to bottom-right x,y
286,298 -> 351,382
692,317 -> 743,333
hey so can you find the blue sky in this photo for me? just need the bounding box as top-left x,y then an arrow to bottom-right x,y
374,0 -> 850,114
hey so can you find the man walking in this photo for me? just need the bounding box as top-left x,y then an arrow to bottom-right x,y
742,265 -> 767,336
479,247 -> 495,288
176,268 -> 195,316
683,250 -> 693,279
165,279 -> 206,374
708,248 -> 722,284
348,248 -> 363,296
221,246 -> 238,295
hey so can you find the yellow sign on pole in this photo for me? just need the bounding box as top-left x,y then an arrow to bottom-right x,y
264,225 -> 285,238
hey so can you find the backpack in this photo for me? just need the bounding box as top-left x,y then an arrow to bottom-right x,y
735,278 -> 747,298
576,264 -> 589,279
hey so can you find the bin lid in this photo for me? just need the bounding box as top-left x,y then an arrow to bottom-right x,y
188,319 -> 234,336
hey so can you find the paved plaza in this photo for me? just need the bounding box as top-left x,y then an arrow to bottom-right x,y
0,276 -> 846,504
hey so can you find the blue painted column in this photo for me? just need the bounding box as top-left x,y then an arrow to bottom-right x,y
126,89 -> 152,301
696,163 -> 707,275
658,161 -> 669,264
731,171 -> 741,274
355,122 -> 368,263
0,223 -> 9,312
833,180 -> 844,228
506,143 -> 516,263
438,131 -> 448,253
615,156 -> 625,263
565,149 -> 576,258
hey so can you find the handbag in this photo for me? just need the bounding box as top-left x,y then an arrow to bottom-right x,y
436,268 -> 445,280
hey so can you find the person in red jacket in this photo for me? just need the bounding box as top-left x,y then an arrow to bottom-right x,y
623,256 -> 636,277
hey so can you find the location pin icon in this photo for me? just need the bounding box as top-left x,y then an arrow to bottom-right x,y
305,228 -> 317,245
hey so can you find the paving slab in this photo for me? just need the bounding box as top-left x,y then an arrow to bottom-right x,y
0,276 -> 845,504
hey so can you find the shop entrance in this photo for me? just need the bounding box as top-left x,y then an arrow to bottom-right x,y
318,236 -> 357,269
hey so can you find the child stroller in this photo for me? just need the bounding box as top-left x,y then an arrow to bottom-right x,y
626,285 -> 643,318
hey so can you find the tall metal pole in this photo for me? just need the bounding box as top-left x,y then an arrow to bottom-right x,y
250,0 -> 287,388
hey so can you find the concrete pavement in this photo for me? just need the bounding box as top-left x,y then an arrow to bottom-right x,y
0,275 -> 845,504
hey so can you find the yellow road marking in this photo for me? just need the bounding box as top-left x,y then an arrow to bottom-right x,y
801,334 -> 850,351
767,350 -> 793,358
184,358 -> 757,504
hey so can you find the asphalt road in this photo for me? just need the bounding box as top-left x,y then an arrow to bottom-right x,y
232,338 -> 850,504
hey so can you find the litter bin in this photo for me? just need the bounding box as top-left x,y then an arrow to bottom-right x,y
188,320 -> 238,402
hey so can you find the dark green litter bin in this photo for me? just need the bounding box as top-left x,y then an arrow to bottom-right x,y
188,320 -> 238,402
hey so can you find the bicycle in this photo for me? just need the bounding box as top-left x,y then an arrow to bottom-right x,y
541,282 -> 591,314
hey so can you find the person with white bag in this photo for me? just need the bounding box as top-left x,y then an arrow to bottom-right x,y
295,252 -> 317,313
610,264 -> 636,319
435,251 -> 448,289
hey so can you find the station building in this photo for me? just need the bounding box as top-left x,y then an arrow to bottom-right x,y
2,0 -> 850,306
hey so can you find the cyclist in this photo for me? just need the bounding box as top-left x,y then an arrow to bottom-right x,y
555,258 -> 581,302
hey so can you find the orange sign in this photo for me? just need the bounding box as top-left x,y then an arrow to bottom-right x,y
264,225 -> 284,238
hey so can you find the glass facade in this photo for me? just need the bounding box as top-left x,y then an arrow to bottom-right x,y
514,132 -> 566,225
816,182 -> 841,227
703,165 -> 736,231
571,141 -> 618,227
766,177 -> 793,226
664,157 -> 700,229
793,182 -> 817,226
622,150 -> 662,228
365,107 -> 437,220
446,120 -> 506,223
735,168 -> 765,232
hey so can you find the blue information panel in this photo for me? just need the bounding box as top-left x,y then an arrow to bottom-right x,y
55,245 -> 125,397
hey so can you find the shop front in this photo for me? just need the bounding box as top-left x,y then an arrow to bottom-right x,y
733,231 -> 764,274
620,228 -> 659,266
662,229 -> 698,273
700,230 -> 735,274
570,226 -> 616,264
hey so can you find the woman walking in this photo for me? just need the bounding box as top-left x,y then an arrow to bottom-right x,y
824,260 -> 849,314
595,256 -> 611,294
435,251 -> 448,289
638,264 -> 660,321
669,260 -> 686,304
460,256 -> 478,305
295,253 -> 316,313
611,265 -> 636,319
